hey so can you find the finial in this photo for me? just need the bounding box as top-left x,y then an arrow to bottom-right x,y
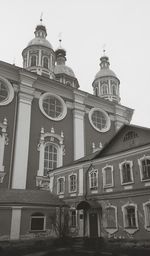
13,57 -> 16,66
40,12 -> 43,24
58,32 -> 62,48
102,44 -> 106,56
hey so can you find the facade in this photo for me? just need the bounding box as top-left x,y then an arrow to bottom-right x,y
0,20 -> 133,240
50,124 -> 150,240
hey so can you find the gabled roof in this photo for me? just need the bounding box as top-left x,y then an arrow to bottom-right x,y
93,123 -> 150,159
0,189 -> 66,207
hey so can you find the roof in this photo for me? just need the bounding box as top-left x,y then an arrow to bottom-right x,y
95,68 -> 117,80
54,64 -> 75,77
0,189 -> 66,207
27,37 -> 53,49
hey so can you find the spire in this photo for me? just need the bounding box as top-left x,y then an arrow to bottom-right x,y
34,15 -> 47,38
55,37 -> 66,65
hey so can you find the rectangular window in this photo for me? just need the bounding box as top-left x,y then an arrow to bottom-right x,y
142,159 -> 150,180
103,166 -> 113,187
146,205 -> 150,227
57,177 -> 64,194
89,169 -> 98,189
106,207 -> 116,228
31,217 -> 45,231
69,175 -> 77,192
126,207 -> 136,228
70,210 -> 77,227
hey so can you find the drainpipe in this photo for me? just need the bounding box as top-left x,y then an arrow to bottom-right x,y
83,163 -> 93,237
8,87 -> 19,189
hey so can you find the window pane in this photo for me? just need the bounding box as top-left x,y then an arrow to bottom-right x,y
0,82 -> 8,102
142,159 -> 150,180
106,208 -> 116,228
122,163 -> 132,183
105,167 -> 112,185
31,217 -> 44,231
126,207 -> 136,228
92,111 -> 106,130
43,96 -> 62,118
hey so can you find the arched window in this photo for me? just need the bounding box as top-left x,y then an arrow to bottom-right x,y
141,159 -> 150,180
69,174 -> 77,192
101,84 -> 108,95
43,56 -> 49,69
31,55 -> 37,66
102,165 -> 113,188
119,161 -> 133,184
122,203 -> 138,234
89,168 -> 98,189
143,202 -> 150,231
44,144 -> 58,176
57,177 -> 65,194
30,212 -> 45,231
112,85 -> 117,95
106,207 -> 117,228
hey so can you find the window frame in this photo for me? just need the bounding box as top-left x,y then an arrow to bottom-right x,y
89,108 -> 111,133
0,76 -> 14,106
69,173 -> 77,193
122,203 -> 138,234
42,56 -> 49,69
105,205 -> 118,234
39,93 -> 67,121
119,160 -> 134,185
30,213 -> 46,232
138,155 -> 150,182
30,55 -> 37,67
70,209 -> 77,228
89,168 -> 98,190
102,165 -> 114,188
57,176 -> 65,194
143,201 -> 150,231
44,143 -> 58,176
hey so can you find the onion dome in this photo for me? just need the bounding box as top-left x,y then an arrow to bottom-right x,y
92,53 -> 120,103
22,19 -> 55,79
28,24 -> 53,49
54,40 -> 79,88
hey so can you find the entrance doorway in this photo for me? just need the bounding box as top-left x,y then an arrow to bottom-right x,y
89,212 -> 98,237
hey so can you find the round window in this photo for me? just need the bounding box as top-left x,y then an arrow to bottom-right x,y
39,93 -> 67,121
89,108 -> 111,132
0,76 -> 14,106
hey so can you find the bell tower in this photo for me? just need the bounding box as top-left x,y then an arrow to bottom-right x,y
92,52 -> 120,103
22,18 -> 55,79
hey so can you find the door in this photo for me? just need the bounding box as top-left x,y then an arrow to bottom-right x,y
89,212 -> 98,237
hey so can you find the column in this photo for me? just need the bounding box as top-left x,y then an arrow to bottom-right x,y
10,207 -> 22,240
11,71 -> 36,189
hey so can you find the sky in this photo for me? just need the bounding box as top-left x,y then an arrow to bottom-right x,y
0,0 -> 150,127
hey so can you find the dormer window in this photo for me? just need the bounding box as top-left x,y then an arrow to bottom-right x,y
31,55 -> 37,66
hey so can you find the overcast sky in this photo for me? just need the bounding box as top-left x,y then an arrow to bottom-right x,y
0,0 -> 150,127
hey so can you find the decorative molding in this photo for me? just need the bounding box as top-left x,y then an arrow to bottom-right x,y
0,76 -> 14,106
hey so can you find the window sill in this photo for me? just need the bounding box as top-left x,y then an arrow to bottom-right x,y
124,227 -> 138,234
105,227 -> 118,235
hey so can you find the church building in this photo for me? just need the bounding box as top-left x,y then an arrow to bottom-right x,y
0,20 -> 134,240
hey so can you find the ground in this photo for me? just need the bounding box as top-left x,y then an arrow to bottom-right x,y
0,237 -> 150,256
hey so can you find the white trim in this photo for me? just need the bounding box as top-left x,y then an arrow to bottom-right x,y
73,109 -> 85,160
89,108 -> 111,133
12,91 -> 34,189
10,207 -> 22,240
102,165 -> 114,188
39,92 -> 67,121
119,160 -> 134,185
121,202 -> 139,234
78,168 -> 84,196
104,204 -> 118,235
138,155 -> 150,182
30,214 -> 46,232
143,201 -> 150,231
68,173 -> 77,193
0,76 -> 14,106
37,130 -> 64,179
57,176 -> 65,195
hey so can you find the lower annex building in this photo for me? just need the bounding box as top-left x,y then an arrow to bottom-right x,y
0,20 -> 142,240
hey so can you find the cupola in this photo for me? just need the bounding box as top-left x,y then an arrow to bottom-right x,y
22,18 -> 55,79
54,40 -> 79,89
92,52 -> 120,103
